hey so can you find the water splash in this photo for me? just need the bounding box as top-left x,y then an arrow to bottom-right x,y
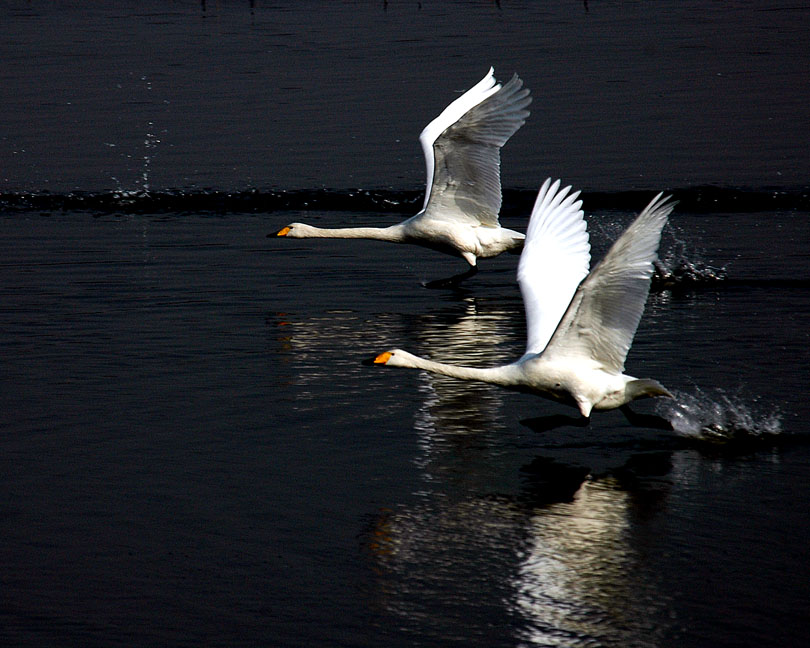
141,119 -> 160,195
107,76 -> 161,201
139,76 -> 162,196
656,386 -> 782,444
652,234 -> 727,290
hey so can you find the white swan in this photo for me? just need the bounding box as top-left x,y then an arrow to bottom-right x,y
272,68 -> 531,286
369,178 -> 676,419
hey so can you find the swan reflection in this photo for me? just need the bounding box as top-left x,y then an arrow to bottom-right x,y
266,309 -> 396,416
274,300 -> 676,644
513,475 -> 670,647
398,297 -> 525,483
409,300 -> 521,424
268,296 -> 524,432
365,457 -> 673,647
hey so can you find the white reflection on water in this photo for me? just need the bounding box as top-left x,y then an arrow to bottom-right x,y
269,295 -> 525,430
275,297 -> 676,644
356,299 -> 673,643
407,298 -> 524,474
365,471 -> 672,647
512,478 -> 668,648
267,308 -> 392,413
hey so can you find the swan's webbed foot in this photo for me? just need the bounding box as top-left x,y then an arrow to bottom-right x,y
620,405 -> 673,430
423,265 -> 478,289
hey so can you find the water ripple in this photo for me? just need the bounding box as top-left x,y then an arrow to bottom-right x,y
2,185 -> 809,215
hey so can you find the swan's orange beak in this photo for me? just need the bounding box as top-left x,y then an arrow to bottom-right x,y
363,351 -> 391,366
274,226 -> 291,237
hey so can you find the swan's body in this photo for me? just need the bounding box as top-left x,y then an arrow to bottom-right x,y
371,179 -> 676,418
273,69 -> 531,283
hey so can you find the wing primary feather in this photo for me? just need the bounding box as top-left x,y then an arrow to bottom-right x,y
544,192 -> 676,372
420,70 -> 532,226
419,69 -> 501,212
518,179 -> 591,357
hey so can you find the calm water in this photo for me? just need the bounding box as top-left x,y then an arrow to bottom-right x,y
2,2 -> 809,647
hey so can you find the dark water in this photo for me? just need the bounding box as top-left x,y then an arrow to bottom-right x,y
2,2 -> 809,647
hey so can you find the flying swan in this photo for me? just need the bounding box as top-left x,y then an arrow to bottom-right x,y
368,178 -> 676,419
272,68 -> 532,287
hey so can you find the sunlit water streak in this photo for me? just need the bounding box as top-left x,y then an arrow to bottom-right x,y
512,478 -> 671,648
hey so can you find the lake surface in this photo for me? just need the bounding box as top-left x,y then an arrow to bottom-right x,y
2,2 -> 809,647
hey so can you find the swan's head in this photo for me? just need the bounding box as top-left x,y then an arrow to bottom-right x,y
269,223 -> 312,238
362,349 -> 417,368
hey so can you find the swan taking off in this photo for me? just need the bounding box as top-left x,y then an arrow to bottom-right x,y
272,68 -> 532,286
369,178 -> 676,419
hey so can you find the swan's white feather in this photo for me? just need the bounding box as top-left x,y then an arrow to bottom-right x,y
543,192 -> 676,373
518,178 -> 590,357
418,68 -> 499,212
372,180 -> 675,417
418,70 -> 531,226
275,68 -> 530,273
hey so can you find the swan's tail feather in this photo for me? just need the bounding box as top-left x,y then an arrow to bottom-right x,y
626,378 -> 673,401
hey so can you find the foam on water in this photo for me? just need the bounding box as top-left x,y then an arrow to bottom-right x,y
656,386 -> 783,443
652,234 -> 728,290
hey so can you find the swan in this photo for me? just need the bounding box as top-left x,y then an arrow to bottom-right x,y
368,178 -> 676,419
271,68 -> 532,286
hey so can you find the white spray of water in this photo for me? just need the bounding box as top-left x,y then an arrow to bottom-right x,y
109,76 -> 162,202
139,77 -> 162,195
652,229 -> 727,289
590,214 -> 727,289
656,386 -> 782,442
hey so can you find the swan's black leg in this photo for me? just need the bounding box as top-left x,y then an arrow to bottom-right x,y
424,265 -> 478,289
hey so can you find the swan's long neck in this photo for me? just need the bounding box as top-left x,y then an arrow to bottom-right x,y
395,351 -> 520,387
291,223 -> 407,242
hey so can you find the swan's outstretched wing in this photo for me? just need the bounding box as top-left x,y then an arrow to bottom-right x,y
419,69 -> 531,226
518,179 -> 591,357
544,193 -> 676,372
419,68 -> 500,212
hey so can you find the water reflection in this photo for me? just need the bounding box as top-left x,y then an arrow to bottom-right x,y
265,308 -> 394,417
270,292 -> 796,646
355,295 -> 677,642
271,295 -> 679,642
512,476 -> 670,647
364,450 -> 674,647
403,298 -> 525,483
268,294 -> 525,425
